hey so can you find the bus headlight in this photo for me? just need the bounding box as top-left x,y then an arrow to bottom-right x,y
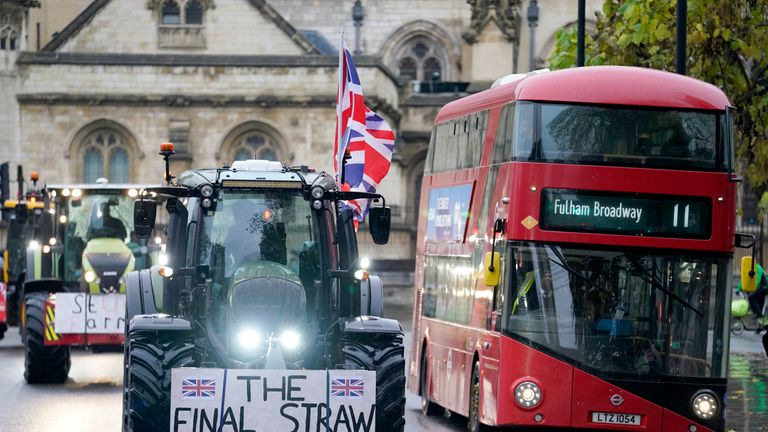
279,329 -> 301,351
514,381 -> 542,408
691,391 -> 718,420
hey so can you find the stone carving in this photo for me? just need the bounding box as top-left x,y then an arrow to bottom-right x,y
463,0 -> 522,44
158,25 -> 206,48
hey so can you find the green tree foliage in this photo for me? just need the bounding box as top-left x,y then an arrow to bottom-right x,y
548,0 -> 768,192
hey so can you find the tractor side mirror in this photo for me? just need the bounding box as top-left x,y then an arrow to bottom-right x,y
133,199 -> 157,239
741,256 -> 758,293
299,249 -> 319,287
368,206 -> 391,245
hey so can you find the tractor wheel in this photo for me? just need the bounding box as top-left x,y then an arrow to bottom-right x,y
23,292 -> 70,384
342,332 -> 406,432
123,328 -> 194,432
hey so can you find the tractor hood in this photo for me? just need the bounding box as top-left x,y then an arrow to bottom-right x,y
228,261 -> 306,331
82,238 -> 134,294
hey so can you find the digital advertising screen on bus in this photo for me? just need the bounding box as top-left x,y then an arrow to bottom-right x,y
540,188 -> 711,239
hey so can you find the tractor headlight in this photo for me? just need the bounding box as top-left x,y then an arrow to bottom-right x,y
354,269 -> 369,280
237,328 -> 262,351
201,184 -> 214,198
514,381 -> 542,409
310,186 -> 325,199
84,270 -> 96,283
279,329 -> 301,351
692,391 -> 719,420
311,199 -> 323,210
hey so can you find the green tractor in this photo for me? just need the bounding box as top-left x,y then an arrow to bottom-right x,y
123,157 -> 405,432
1,169 -> 49,340
22,183 -> 156,383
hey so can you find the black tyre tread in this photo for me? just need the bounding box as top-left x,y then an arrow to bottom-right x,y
24,292 -> 70,384
124,328 -> 194,432
342,332 -> 406,432
420,345 -> 442,416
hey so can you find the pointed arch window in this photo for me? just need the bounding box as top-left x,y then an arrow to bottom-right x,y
392,36 -> 449,82
185,0 -> 204,24
80,130 -> 131,183
161,1 -> 181,24
231,131 -> 280,162
398,57 -> 418,81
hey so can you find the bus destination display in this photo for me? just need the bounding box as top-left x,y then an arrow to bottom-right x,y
541,189 -> 711,238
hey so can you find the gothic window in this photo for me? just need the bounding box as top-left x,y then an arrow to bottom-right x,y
161,1 -> 181,24
423,57 -> 442,81
392,36 -> 448,81
80,130 -> 131,183
398,57 -> 418,81
231,131 -> 280,162
0,27 -> 16,51
185,0 -> 204,24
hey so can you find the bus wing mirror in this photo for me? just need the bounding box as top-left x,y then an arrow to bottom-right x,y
133,199 -> 157,239
740,256 -> 758,293
484,251 -> 501,286
369,206 -> 391,245
735,233 -> 755,248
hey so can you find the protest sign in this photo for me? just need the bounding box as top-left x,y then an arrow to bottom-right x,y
53,293 -> 125,334
170,368 -> 376,432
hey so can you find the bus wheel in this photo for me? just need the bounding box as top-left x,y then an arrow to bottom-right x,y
468,361 -> 492,432
420,349 -> 441,416
731,318 -> 745,336
342,332 -> 406,432
123,327 -> 194,432
23,292 -> 70,384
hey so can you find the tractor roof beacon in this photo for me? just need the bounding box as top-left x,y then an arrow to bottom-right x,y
122,147 -> 406,432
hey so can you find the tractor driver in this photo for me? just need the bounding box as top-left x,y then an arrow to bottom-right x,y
223,199 -> 262,275
87,201 -> 127,240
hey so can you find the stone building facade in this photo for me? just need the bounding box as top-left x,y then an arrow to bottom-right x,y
2,0 -> 602,294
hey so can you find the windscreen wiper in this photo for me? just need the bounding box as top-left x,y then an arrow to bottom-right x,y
545,245 -> 620,303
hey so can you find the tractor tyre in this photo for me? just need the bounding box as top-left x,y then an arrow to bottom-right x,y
23,292 -> 70,384
342,332 -> 406,432
123,327 -> 194,432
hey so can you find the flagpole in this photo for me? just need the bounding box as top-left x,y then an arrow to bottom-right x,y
337,31 -> 344,188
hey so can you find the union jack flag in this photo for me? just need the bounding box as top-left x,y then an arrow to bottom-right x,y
330,377 -> 366,398
334,37 -> 395,221
181,377 -> 216,399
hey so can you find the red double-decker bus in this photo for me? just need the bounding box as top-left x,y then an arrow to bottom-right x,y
407,66 -> 737,431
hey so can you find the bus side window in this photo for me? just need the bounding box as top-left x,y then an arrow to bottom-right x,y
493,105 -> 514,164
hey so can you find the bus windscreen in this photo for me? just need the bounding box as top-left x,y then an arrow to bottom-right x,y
508,102 -> 720,171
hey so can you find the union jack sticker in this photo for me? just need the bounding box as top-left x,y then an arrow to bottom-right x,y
181,377 -> 216,399
330,377 -> 365,398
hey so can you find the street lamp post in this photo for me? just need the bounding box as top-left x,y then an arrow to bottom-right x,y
352,0 -> 364,55
527,0 -> 539,71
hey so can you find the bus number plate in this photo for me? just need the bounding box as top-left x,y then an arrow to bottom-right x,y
591,412 -> 641,425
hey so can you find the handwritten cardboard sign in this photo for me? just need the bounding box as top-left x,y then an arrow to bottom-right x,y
53,293 -> 125,334
170,368 -> 377,432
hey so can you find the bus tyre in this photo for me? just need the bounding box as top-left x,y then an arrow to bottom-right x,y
468,361 -> 493,432
420,348 -> 441,416
23,292 -> 70,384
123,328 -> 194,432
342,332 -> 406,432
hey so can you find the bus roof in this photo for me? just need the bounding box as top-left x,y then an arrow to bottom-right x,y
435,66 -> 731,123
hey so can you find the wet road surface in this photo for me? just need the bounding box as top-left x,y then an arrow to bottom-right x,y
0,319 -> 765,432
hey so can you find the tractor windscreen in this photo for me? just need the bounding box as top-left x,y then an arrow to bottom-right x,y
198,190 -> 322,286
59,192 -> 143,284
